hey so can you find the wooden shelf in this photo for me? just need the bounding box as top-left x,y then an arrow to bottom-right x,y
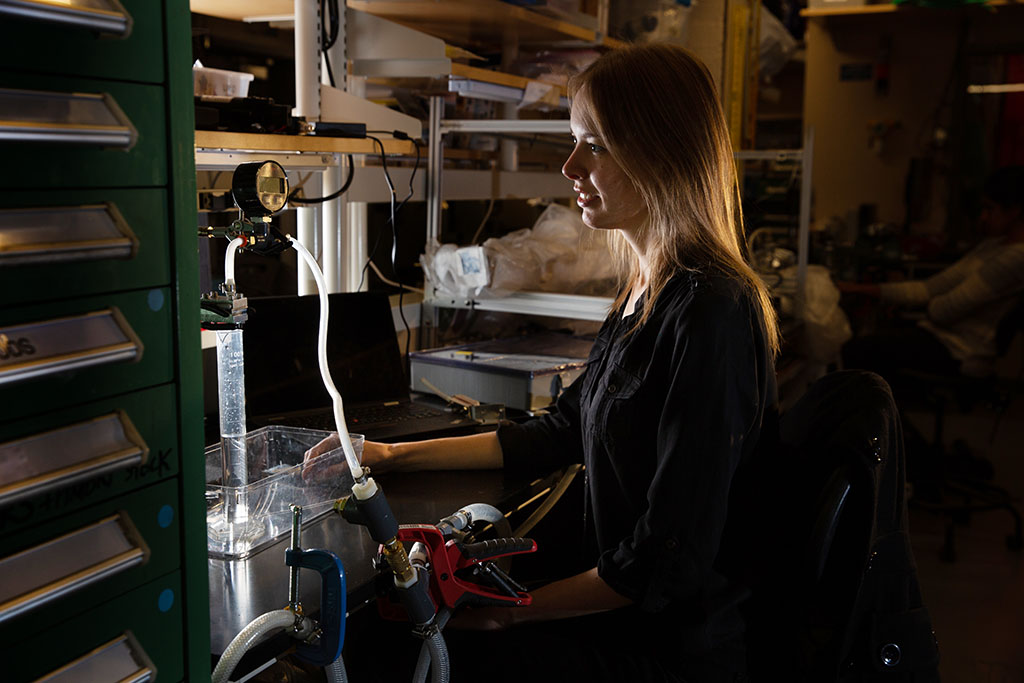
193,130 -> 416,155
190,0 -> 290,21
451,63 -> 568,97
801,0 -> 1015,17
191,0 -> 624,48
801,3 -> 900,16
366,63 -> 568,105
347,0 -> 625,49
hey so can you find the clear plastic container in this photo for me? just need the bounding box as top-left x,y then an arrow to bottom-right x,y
205,426 -> 364,560
193,65 -> 255,99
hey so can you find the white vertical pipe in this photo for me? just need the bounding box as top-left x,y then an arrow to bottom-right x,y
297,205 -> 320,296
500,37 -> 519,172
426,95 -> 444,246
293,0 -> 320,120
322,157 -> 344,293
345,201 -> 369,292
342,74 -> 369,292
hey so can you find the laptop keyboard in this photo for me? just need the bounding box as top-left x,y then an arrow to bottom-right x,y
348,403 -> 445,426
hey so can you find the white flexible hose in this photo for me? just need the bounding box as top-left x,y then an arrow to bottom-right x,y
458,503 -> 504,526
224,236 -> 244,289
212,609 -> 297,683
326,655 -> 349,683
288,236 -> 364,481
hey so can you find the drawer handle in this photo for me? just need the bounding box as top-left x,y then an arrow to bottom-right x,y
0,307 -> 143,386
0,513 -> 148,623
36,632 -> 154,683
0,0 -> 132,37
0,203 -> 138,266
0,87 -> 137,149
0,411 -> 149,507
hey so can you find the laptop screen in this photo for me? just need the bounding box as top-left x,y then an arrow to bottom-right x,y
241,292 -> 409,418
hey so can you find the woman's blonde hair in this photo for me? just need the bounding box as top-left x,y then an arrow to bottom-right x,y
568,43 -> 779,356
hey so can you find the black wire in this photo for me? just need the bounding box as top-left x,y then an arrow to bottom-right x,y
286,155 -> 354,205
320,0 -> 340,88
367,135 -> 414,378
357,138 -> 421,291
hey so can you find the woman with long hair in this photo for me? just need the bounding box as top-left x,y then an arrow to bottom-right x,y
310,43 -> 778,682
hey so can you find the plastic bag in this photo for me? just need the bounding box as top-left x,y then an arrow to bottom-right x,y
423,204 -> 617,299
421,244 -> 490,299
484,203 -> 616,296
789,264 -> 852,362
759,5 -> 798,81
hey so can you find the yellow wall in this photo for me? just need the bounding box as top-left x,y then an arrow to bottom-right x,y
804,8 -> 1024,235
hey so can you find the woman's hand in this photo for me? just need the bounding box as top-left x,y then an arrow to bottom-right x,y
301,433 -> 397,482
446,606 -> 515,632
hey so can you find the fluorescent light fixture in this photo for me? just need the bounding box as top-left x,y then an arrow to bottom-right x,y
967,83 -> 1024,94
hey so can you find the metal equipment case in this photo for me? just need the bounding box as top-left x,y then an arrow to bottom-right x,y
409,333 -> 593,412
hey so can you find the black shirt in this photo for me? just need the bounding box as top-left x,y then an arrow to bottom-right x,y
498,269 -> 777,657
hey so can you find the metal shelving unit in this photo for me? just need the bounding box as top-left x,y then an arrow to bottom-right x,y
423,112 -> 815,323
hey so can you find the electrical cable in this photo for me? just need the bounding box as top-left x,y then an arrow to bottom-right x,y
320,0 -> 340,88
287,155 -> 355,205
357,138 -> 420,289
369,134 -> 412,377
369,260 -> 424,294
470,196 -> 496,245
358,138 -> 421,293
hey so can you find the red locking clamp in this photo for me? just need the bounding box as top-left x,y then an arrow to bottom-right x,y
377,524 -> 536,621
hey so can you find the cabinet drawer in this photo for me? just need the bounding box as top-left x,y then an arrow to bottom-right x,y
0,189 -> 172,306
0,288 -> 175,420
0,74 -> 167,188
0,383 -> 180,535
0,478 -> 182,639
8,572 -> 185,683
0,0 -> 164,84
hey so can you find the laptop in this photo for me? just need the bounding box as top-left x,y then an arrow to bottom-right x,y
241,292 -> 475,441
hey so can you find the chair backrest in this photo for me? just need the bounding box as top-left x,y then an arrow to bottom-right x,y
745,371 -> 877,680
746,370 -> 940,681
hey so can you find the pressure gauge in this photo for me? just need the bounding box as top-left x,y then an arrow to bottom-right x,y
231,160 -> 289,217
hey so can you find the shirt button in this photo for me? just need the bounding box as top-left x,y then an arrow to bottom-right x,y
664,538 -> 678,550
607,383 -> 617,394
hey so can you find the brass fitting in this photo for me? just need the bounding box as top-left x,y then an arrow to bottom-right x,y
381,537 -> 417,586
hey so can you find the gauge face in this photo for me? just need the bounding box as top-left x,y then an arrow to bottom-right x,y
232,160 -> 289,217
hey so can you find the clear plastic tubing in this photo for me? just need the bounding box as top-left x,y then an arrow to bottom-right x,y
288,236 -> 364,482
219,236 -> 247,522
217,328 -> 247,490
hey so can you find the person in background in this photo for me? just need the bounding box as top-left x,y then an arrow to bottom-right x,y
308,43 -> 779,683
840,165 -> 1024,383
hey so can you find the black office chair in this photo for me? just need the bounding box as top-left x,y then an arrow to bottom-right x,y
895,299 -> 1024,562
746,370 -> 939,682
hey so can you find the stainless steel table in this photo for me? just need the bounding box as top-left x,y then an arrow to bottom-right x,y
208,468 -> 558,656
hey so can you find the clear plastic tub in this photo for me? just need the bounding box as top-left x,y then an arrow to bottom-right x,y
193,65 -> 255,99
205,426 -> 364,560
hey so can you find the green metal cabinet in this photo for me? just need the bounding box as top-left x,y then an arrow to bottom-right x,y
10,573 -> 186,682
0,2 -> 207,681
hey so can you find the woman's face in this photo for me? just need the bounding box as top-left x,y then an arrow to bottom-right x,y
562,97 -> 648,236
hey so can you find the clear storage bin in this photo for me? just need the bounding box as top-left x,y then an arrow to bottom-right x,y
205,426 -> 364,559
193,65 -> 255,99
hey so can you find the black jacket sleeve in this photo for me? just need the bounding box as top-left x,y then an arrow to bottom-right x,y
496,365 -> 587,478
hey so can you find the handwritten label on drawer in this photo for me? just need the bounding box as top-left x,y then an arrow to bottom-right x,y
0,411 -> 148,507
